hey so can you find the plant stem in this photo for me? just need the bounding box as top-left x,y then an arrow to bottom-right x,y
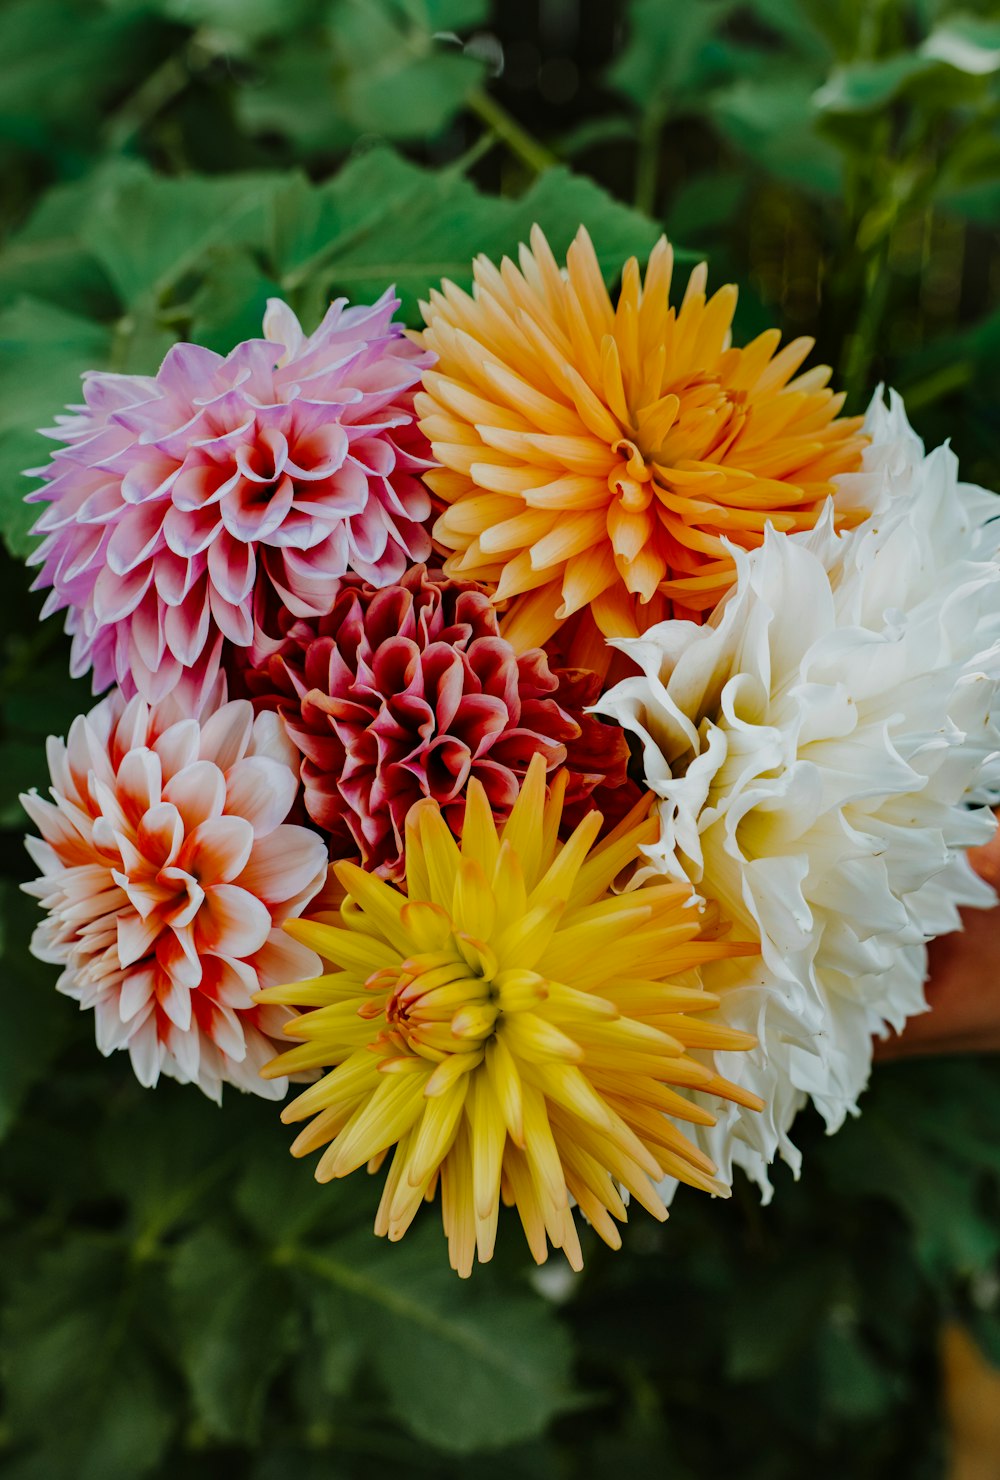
466,88 -> 558,175
104,50 -> 193,152
445,128 -> 500,179
842,248 -> 891,409
897,360 -> 973,414
103,30 -> 220,151
108,313 -> 134,373
634,104 -> 666,217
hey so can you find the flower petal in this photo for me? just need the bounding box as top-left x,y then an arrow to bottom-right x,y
196,883 -> 272,958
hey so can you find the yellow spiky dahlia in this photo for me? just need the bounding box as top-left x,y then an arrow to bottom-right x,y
258,753 -> 760,1276
417,226 -> 869,650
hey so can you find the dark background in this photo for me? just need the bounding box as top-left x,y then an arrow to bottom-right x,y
1,2 -> 999,1476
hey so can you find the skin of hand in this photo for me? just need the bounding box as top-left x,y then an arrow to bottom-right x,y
876,819 -> 1000,1060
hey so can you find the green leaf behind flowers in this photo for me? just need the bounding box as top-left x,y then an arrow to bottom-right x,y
283,1224 -> 576,1452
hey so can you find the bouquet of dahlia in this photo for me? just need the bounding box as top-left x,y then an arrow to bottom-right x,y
21,226 -> 1000,1278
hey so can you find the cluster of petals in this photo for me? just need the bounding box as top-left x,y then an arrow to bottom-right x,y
417,225 -> 868,654
27,293 -> 433,705
598,392 -> 1000,1191
22,687 -> 328,1100
23,215 -> 1000,1267
239,564 -> 637,880
258,754 -> 760,1275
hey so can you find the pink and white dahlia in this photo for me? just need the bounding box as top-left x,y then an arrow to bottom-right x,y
21,688 -> 328,1100
26,293 -> 434,704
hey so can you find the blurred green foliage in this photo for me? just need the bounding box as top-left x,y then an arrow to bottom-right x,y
1,0 -> 999,1475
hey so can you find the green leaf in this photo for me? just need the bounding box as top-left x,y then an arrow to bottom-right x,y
78,161 -> 283,308
0,296 -> 111,557
933,128 -> 1000,222
609,0 -> 735,115
666,170 -> 748,241
288,1222 -> 575,1451
185,248 -> 281,352
553,116 -> 638,160
98,1083 -> 247,1242
0,620 -> 93,830
725,1261 -> 836,1380
0,175 -> 117,318
922,14 -> 1000,76
342,49 -> 484,139
328,0 -> 485,140
170,1227 -> 299,1442
0,882 -> 72,1141
825,1062 -> 1000,1282
234,44 -> 359,154
0,1243 -> 174,1479
0,0 -> 153,135
813,54 -> 938,114
820,1320 -> 898,1420
251,1452 -> 353,1480
268,147 -> 662,322
151,0 -> 318,46
418,0 -> 489,27
235,0 -> 487,152
711,71 -> 842,192
743,0 -> 833,60
291,1282 -> 363,1402
234,1134 -> 377,1247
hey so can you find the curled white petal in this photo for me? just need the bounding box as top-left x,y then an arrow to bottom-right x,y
598,389 -> 1000,1194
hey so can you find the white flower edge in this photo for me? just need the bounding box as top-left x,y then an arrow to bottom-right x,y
598,389 -> 1000,1196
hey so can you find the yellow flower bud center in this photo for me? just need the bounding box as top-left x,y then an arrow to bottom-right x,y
373,921 -> 551,1068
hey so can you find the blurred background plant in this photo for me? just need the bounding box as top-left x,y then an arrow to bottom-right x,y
1,1 -> 999,1476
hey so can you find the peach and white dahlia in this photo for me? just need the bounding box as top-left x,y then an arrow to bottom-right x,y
22,689 -> 328,1100
598,392 -> 1000,1192
257,753 -> 761,1276
417,226 -> 868,651
26,293 -> 433,705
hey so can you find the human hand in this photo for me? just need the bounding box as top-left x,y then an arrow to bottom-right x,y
876,820 -> 1000,1060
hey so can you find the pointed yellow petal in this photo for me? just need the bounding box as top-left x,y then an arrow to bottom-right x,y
469,1071 -> 506,1224
499,751 -> 550,888
413,803 -> 462,909
333,863 -> 411,955
529,809 -> 603,911
460,777 -> 500,875
486,1035 -> 525,1146
452,856 -> 496,941
315,1072 -> 429,1181
283,918 -> 398,975
407,1078 -> 469,1187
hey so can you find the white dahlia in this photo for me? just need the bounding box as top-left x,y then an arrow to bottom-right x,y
598,391 -> 1000,1192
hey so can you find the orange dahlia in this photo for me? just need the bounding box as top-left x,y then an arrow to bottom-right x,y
417,227 -> 869,649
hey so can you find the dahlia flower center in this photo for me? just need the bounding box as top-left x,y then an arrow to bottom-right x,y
627,381 -> 750,471
609,381 -> 751,517
237,437 -> 288,502
226,421 -> 343,514
364,904 -> 549,1066
610,439 -> 654,511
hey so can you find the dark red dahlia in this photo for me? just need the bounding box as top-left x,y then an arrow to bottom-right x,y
238,566 -> 635,879
552,666 -> 643,835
